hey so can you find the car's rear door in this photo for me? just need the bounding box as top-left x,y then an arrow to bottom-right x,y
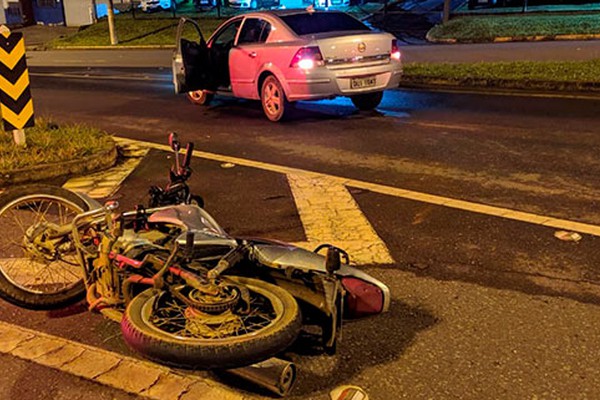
172,17 -> 216,93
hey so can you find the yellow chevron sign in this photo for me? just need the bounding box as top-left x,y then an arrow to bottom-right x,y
0,98 -> 33,127
0,38 -> 24,70
0,72 -> 29,102
0,25 -> 34,131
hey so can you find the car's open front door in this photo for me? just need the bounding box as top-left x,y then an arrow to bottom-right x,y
172,18 -> 216,94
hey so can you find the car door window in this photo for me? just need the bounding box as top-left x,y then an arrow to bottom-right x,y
212,19 -> 242,49
237,18 -> 272,45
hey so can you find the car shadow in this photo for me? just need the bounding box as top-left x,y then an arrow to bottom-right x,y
204,95 -> 410,124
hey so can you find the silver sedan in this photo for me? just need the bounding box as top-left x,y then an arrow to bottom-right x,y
173,9 -> 403,121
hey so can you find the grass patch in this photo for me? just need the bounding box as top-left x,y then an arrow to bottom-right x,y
48,4 -> 383,48
0,119 -> 115,172
402,59 -> 600,91
428,14 -> 600,42
49,13 -> 225,47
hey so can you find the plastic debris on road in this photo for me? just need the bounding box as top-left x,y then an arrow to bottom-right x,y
221,162 -> 236,169
330,385 -> 369,400
554,231 -> 582,242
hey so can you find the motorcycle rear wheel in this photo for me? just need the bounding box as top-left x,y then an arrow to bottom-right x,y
121,276 -> 301,369
0,185 -> 89,309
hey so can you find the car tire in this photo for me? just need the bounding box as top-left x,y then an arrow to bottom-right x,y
187,90 -> 214,106
260,75 -> 291,122
350,91 -> 383,111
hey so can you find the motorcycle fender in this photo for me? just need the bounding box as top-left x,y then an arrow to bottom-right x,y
252,244 -> 390,313
72,191 -> 103,210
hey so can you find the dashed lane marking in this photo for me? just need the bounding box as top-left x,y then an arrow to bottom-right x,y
406,121 -> 481,132
116,137 -> 600,239
0,320 -> 245,400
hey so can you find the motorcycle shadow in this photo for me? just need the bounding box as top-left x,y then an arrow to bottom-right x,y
214,298 -> 437,398
289,298 -> 437,397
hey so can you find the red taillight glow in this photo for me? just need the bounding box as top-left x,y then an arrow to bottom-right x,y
390,39 -> 401,61
290,46 -> 324,70
342,277 -> 384,318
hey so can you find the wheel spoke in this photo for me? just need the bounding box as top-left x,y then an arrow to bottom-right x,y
0,195 -> 84,294
147,289 -> 277,340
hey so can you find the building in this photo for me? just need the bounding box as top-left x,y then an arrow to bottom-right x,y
1,0 -> 101,27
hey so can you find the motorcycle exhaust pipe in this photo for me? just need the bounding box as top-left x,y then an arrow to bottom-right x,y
222,357 -> 296,397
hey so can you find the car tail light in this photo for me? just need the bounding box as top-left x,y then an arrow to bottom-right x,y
342,277 -> 384,318
290,46 -> 324,70
390,39 -> 401,61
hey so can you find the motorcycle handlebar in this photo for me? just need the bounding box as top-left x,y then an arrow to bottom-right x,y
182,142 -> 194,171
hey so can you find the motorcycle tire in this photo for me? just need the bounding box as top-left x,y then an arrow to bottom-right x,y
121,276 -> 302,369
0,185 -> 90,310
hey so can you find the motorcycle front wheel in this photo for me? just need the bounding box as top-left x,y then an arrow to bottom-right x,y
0,185 -> 89,309
121,276 -> 302,369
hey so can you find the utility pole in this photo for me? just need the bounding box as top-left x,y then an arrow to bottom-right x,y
107,0 -> 118,45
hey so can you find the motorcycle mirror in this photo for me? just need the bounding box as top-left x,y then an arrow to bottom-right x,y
325,246 -> 341,274
169,132 -> 180,153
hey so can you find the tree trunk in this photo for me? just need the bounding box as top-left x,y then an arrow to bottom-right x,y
107,0 -> 118,45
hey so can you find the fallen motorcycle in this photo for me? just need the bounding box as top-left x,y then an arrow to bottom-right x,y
0,134 -> 390,373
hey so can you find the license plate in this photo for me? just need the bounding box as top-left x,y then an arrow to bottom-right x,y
350,76 -> 376,89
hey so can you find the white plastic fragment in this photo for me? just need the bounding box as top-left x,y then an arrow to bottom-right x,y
554,231 -> 582,242
330,385 -> 369,400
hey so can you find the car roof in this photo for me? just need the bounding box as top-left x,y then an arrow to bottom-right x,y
248,9 -> 346,18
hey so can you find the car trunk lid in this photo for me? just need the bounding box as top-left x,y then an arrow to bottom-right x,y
306,31 -> 393,69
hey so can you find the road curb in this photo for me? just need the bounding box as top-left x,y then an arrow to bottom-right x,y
53,45 -> 175,50
399,77 -> 600,96
0,321 -> 245,400
427,31 -> 600,44
0,142 -> 118,187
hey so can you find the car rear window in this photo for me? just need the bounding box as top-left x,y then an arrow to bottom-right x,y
280,12 -> 370,36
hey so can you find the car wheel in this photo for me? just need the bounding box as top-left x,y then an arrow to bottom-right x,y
187,90 -> 214,106
350,91 -> 383,111
261,75 -> 290,122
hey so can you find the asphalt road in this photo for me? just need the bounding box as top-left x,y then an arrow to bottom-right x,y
2,69 -> 600,399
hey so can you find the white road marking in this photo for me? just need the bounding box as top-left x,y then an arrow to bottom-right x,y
401,85 -> 600,101
287,173 -> 394,265
116,137 -> 600,238
30,72 -> 171,83
63,141 -> 148,198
